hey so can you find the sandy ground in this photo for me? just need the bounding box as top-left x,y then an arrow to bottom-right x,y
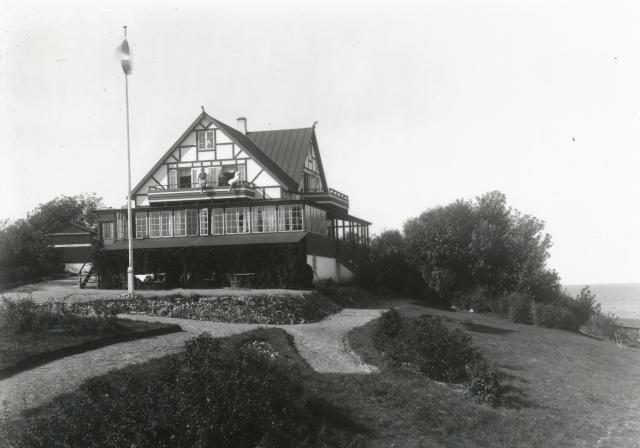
1,277 -> 309,303
0,308 -> 383,420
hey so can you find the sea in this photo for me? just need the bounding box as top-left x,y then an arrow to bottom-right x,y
563,283 -> 640,324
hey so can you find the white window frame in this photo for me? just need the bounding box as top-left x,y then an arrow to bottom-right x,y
174,210 -> 186,237
252,206 -> 277,233
186,209 -> 198,236
160,211 -> 173,237
225,207 -> 250,234
149,212 -> 161,238
211,208 -> 225,235
135,212 -> 147,239
168,169 -> 178,189
199,208 -> 209,236
278,205 -> 304,232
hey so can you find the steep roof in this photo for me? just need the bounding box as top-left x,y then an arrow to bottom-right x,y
132,111 -> 320,195
247,128 -> 314,189
205,116 -> 301,191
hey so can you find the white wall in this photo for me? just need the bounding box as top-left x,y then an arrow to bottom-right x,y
307,255 -> 354,284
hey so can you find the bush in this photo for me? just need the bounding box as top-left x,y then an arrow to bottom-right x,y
11,333 -> 320,448
530,302 -> 580,331
507,293 -> 532,323
451,287 -> 491,312
584,310 -> 622,341
377,314 -> 480,383
466,362 -> 501,404
0,298 -> 116,334
556,287 -> 598,327
70,293 -> 340,325
376,308 -> 403,340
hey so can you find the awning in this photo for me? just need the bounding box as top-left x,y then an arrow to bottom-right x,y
104,232 -> 308,251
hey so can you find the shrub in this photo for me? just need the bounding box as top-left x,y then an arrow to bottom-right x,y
507,293 -> 532,323
0,298 -> 116,334
12,333 -> 320,448
584,310 -> 622,341
466,362 -> 501,404
376,308 -> 403,340
378,314 -> 480,383
556,286 -> 598,327
451,287 -> 491,311
530,302 -> 580,331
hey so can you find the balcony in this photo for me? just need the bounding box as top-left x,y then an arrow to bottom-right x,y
299,188 -> 349,212
148,181 -> 258,204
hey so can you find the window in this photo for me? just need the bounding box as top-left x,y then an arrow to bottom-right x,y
238,164 -> 247,181
102,222 -> 114,244
199,209 -> 209,236
278,205 -> 303,231
225,207 -> 250,234
186,209 -> 198,236
135,212 -> 147,238
211,208 -> 224,235
168,170 -> 177,189
116,212 -> 127,240
306,206 -> 327,234
149,212 -> 161,238
174,210 -> 186,237
252,206 -> 277,233
198,130 -> 215,150
161,211 -> 173,237
179,168 -> 192,189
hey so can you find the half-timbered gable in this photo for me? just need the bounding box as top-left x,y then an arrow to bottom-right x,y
132,113 -> 286,206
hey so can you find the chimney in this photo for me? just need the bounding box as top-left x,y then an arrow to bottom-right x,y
237,117 -> 247,134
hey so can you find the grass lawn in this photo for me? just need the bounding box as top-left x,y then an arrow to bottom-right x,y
345,303 -> 640,447
4,301 -> 639,447
0,302 -> 180,380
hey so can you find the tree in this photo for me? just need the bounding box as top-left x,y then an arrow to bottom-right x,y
0,220 -> 61,283
27,193 -> 104,232
403,191 -> 559,302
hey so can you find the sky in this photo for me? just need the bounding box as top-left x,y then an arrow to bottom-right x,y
1,0 -> 639,284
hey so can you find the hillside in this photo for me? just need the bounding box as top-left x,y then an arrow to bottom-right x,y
346,303 -> 640,447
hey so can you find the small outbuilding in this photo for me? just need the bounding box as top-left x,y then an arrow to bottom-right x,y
46,223 -> 96,273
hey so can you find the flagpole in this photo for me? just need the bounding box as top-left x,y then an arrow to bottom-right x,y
123,25 -> 134,297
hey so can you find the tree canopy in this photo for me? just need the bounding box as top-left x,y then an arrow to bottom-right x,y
403,191 -> 560,302
27,193 -> 104,232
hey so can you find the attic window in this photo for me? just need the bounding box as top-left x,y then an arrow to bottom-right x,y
198,131 -> 215,150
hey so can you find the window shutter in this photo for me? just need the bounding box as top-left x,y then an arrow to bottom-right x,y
212,167 -> 221,186
206,167 -> 214,186
191,168 -> 199,188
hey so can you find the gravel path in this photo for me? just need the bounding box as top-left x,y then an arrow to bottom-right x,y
1,277 -> 308,303
0,308 -> 383,419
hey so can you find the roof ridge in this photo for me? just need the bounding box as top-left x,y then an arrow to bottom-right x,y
247,127 -> 313,134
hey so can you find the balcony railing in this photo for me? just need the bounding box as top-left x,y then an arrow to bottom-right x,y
149,180 -> 256,192
299,187 -> 349,211
147,181 -> 259,203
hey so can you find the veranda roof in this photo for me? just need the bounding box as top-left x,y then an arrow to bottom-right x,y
104,232 -> 307,251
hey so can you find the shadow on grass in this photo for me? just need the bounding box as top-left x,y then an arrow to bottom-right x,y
463,321 -> 514,335
497,383 -> 537,409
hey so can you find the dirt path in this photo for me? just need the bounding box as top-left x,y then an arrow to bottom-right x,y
0,308 -> 383,419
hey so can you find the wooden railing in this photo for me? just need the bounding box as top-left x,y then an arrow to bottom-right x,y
299,187 -> 349,202
148,181 -> 256,192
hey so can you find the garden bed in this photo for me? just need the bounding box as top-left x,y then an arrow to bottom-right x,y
73,292 -> 342,325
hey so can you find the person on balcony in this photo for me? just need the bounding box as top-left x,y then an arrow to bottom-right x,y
198,168 -> 207,194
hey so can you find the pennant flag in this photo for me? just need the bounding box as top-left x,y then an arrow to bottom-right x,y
121,38 -> 132,74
